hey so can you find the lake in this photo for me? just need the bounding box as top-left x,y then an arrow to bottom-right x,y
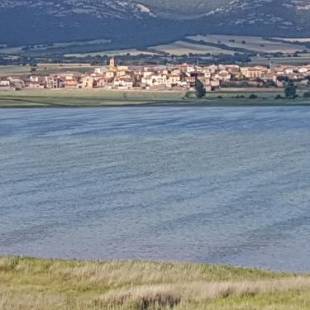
0,107 -> 310,272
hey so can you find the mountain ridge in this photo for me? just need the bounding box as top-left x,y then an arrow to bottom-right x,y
0,0 -> 309,45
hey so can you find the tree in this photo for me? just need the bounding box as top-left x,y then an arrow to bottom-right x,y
303,92 -> 310,98
195,78 -> 206,98
284,81 -> 297,98
249,94 -> 258,99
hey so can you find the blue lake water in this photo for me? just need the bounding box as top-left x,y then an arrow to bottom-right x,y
0,107 -> 310,272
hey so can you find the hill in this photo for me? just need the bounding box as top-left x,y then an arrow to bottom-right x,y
0,0 -> 309,46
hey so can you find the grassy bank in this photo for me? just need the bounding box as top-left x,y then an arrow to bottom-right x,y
0,257 -> 310,309
0,89 -> 187,107
0,89 -> 310,107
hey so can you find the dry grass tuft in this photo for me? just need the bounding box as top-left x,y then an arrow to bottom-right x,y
102,285 -> 181,309
0,257 -> 310,309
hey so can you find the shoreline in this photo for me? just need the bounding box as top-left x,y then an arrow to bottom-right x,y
0,88 -> 310,108
1,100 -> 310,108
0,256 -> 309,309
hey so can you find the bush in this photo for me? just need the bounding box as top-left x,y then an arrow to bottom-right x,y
184,91 -> 196,99
303,92 -> 310,98
249,94 -> 258,99
195,79 -> 206,98
284,81 -> 297,98
275,94 -> 283,100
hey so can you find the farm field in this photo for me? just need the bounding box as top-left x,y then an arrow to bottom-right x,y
0,64 -> 94,77
0,46 -> 25,54
2,35 -> 310,60
187,35 -> 309,53
65,49 -> 158,58
0,65 -> 32,77
38,39 -> 110,50
149,40 -> 235,56
251,55 -> 310,65
273,37 -> 310,43
0,88 -> 188,107
1,88 -> 310,108
0,39 -> 111,56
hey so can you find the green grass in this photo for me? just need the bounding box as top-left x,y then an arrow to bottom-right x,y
0,64 -> 95,77
187,35 -> 308,54
65,49 -> 158,58
0,88 -> 310,108
0,256 -> 310,309
150,40 -> 235,56
251,56 -> 310,65
0,89 -> 187,107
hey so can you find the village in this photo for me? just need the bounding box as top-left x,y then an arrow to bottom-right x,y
1,58 -> 310,92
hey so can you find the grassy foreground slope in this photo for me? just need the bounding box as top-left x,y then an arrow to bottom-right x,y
0,257 -> 310,309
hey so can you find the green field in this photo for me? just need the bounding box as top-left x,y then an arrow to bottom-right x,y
1,88 -> 310,108
0,64 -> 94,77
65,49 -> 158,58
187,35 -> 309,54
150,40 -> 235,56
0,89 -> 188,107
1,34 -> 309,62
0,257 -> 310,310
251,55 -> 310,65
0,39 -> 112,57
